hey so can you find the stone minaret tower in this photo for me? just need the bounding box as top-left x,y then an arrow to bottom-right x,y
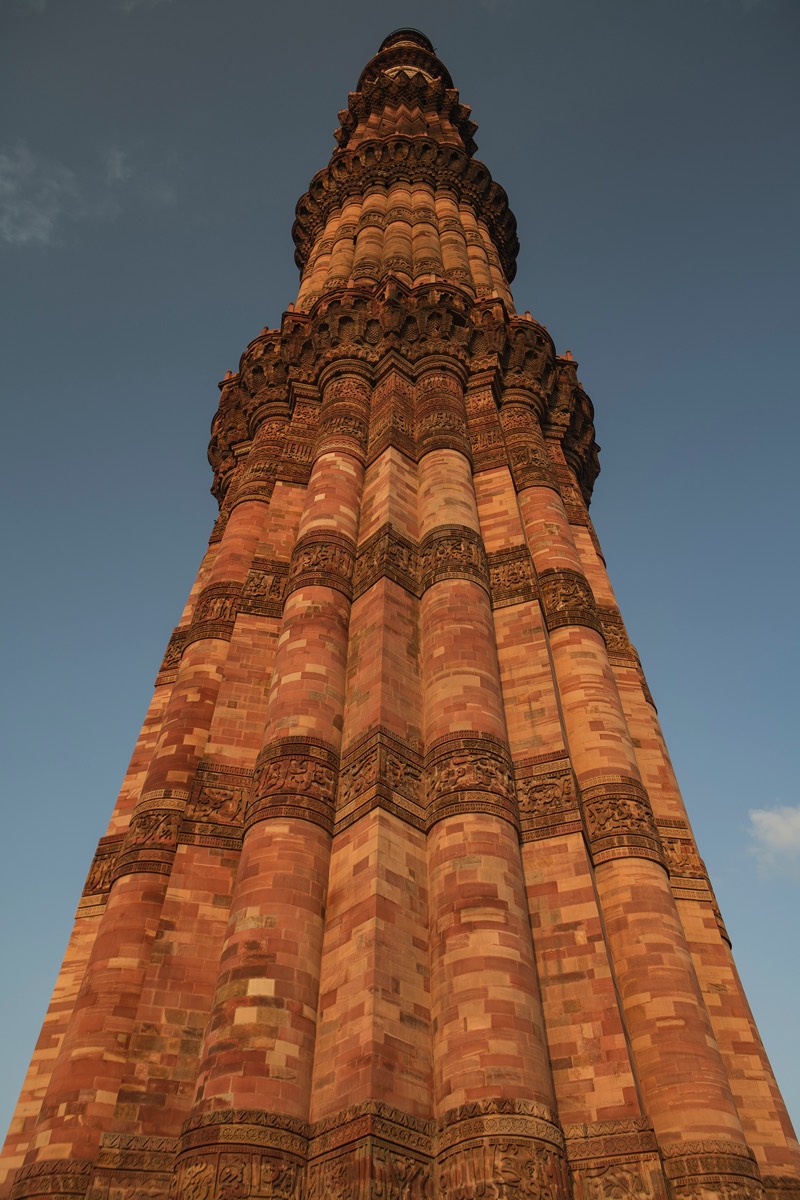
2,29 -> 798,1200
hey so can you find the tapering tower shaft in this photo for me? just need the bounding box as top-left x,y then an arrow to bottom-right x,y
3,28 -> 798,1200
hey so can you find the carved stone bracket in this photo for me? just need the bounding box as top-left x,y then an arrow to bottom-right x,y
425,732 -> 517,828
539,568 -> 601,635
660,1139 -> 764,1200
240,557 -> 289,617
487,545 -> 538,609
336,727 -> 425,831
175,1109 -> 308,1200
515,755 -> 581,842
419,524 -> 489,594
435,1099 -> 570,1200
581,775 -> 665,866
248,737 -> 339,833
285,531 -> 357,601
353,522 -> 419,599
185,584 -> 242,648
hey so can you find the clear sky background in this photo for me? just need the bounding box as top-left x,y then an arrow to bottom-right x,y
2,0 -> 798,1144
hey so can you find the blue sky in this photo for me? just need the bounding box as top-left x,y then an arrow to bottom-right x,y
2,0 -> 798,1141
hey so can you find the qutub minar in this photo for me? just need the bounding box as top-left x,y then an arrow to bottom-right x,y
2,29 -> 798,1200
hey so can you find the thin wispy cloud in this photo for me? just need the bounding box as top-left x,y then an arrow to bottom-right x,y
0,143 -> 177,247
0,146 -> 79,246
748,804 -> 800,877
106,146 -> 132,185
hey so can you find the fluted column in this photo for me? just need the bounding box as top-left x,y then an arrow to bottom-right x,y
14,411 -> 289,1189
174,361 -> 369,1196
415,358 -> 568,1197
500,389 -> 762,1196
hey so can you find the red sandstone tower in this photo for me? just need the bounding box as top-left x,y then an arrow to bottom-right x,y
2,29 -> 798,1200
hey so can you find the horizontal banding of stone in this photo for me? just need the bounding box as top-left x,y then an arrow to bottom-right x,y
580,775 -> 664,866
285,530 -> 357,601
419,524 -> 489,594
425,732 -> 517,828
247,736 -> 339,832
538,567 -> 601,635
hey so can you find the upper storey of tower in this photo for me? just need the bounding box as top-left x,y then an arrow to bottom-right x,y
336,30 -> 477,155
292,30 -> 520,310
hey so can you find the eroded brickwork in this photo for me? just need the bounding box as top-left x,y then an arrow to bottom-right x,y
3,27 -> 798,1200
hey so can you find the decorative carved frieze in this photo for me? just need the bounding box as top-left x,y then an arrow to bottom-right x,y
763,1176 -> 800,1200
81,834 -> 124,899
336,727 -> 425,831
177,760 -> 252,851
184,583 -> 242,647
175,1109 -> 308,1200
515,756 -> 581,842
10,1158 -> 93,1199
353,522 -> 419,599
285,531 -> 357,601
239,558 -> 289,617
425,732 -> 516,827
368,367 -> 416,461
660,1139 -> 764,1200
435,1099 -> 569,1200
415,365 -> 471,457
581,775 -> 665,866
598,605 -> 638,664
307,1102 -> 434,1199
248,737 -> 339,832
87,1133 -> 179,1200
156,625 -> 189,683
315,373 -> 371,461
565,1117 -> 659,1163
419,524 -> 489,594
538,567 -> 601,635
487,545 -> 538,609
113,792 -> 185,880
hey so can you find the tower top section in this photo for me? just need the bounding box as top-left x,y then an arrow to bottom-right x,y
292,30 -> 519,286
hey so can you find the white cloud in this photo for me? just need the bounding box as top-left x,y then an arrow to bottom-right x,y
0,145 -> 79,245
748,804 -> 800,877
106,146 -> 132,184
0,143 -> 177,247
113,0 -> 172,11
